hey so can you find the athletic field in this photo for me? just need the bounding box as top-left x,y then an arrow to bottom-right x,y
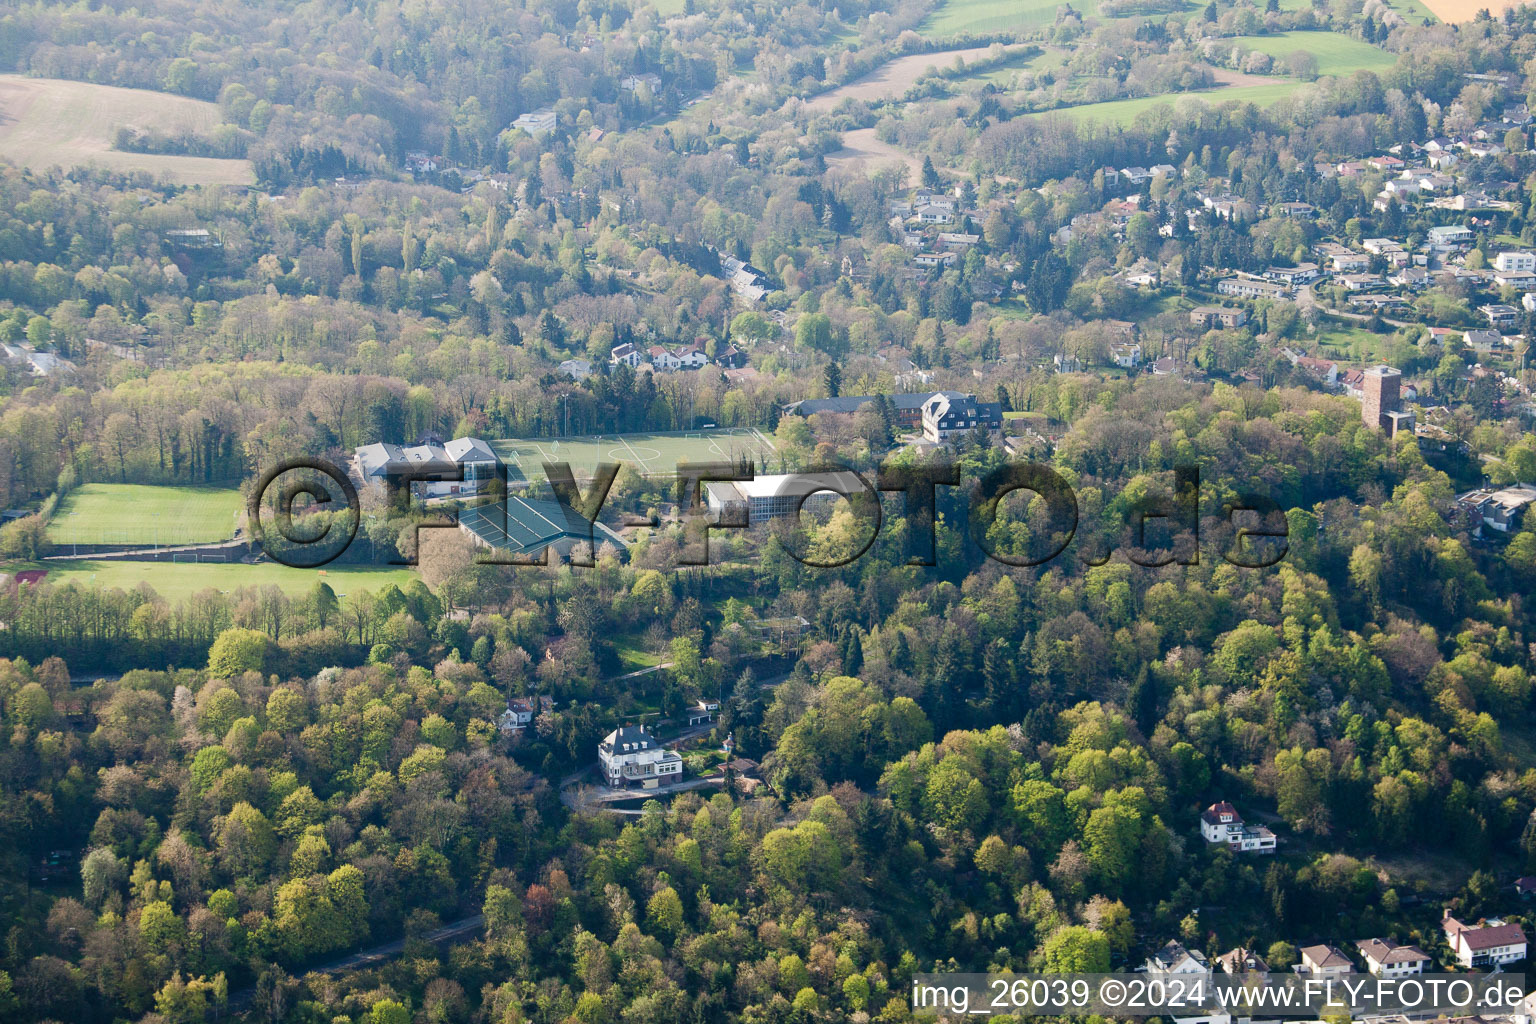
490,429 -> 777,484
37,560 -> 419,602
46,484 -> 244,547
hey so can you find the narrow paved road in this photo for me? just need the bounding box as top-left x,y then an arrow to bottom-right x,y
226,914 -> 486,1011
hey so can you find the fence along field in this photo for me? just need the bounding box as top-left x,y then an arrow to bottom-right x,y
45,484 -> 245,548
0,75 -> 254,186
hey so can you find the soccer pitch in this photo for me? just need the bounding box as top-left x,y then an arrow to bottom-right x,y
490,428 -> 778,484
40,560 -> 419,602
46,484 -> 244,546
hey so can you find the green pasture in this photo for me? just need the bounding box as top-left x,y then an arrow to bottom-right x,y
1224,31 -> 1397,76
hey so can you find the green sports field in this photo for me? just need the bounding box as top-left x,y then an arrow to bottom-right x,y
35,560 -> 420,602
46,484 -> 244,546
491,429 -> 777,484
1225,31 -> 1398,76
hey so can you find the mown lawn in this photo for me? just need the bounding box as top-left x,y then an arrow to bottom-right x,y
922,0 -> 1103,35
1225,31 -> 1397,76
1036,82 -> 1300,125
46,484 -> 244,546
32,560 -> 420,602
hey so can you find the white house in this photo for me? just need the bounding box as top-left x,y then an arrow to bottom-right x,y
1428,225 -> 1475,247
1495,251 -> 1536,273
648,345 -> 681,371
674,343 -> 710,370
1144,940 -> 1211,974
610,342 -> 642,368
913,251 -> 957,269
559,358 -> 593,381
498,697 -> 550,733
1443,912 -> 1527,969
687,700 -> 720,726
937,232 -> 980,251
1199,801 -> 1277,853
620,73 -> 661,92
921,392 -> 1002,442
1356,938 -> 1431,976
1299,944 -> 1355,975
1480,303 -> 1520,328
1266,263 -> 1320,286
599,725 -> 683,789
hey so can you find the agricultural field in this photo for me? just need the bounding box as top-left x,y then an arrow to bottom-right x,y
824,127 -> 927,180
805,44 -> 1029,110
947,48 -> 1067,90
920,0 -> 1103,36
0,75 -> 253,186
31,560 -> 421,602
1421,0 -> 1506,20
1222,31 -> 1398,76
46,483 -> 244,547
490,428 -> 777,484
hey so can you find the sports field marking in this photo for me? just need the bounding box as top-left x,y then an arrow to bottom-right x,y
617,435 -> 652,473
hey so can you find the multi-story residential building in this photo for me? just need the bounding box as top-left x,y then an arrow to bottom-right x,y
1199,802 -> 1277,853
1456,485 -> 1536,537
1265,263 -> 1320,286
1357,939 -> 1431,976
512,108 -> 557,136
921,392 -> 1003,441
1494,251 -> 1536,272
1216,276 -> 1289,299
1443,912 -> 1527,968
1428,225 -> 1475,247
1190,306 -> 1248,329
599,726 -> 683,789
1480,303 -> 1520,327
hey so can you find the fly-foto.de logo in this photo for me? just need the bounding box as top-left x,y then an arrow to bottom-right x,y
248,457 -> 1289,571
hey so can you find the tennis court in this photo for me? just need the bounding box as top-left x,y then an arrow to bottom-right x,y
489,429 -> 777,483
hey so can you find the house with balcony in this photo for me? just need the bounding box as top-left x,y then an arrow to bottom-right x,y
1199,801 -> 1277,853
599,725 -> 683,789
1442,912 -> 1527,968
